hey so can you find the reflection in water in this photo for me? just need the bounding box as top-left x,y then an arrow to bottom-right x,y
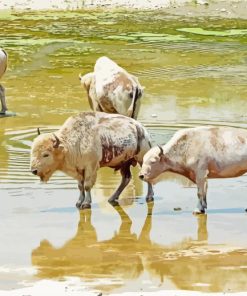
32,204 -> 247,293
0,120 -> 9,179
32,205 -> 144,291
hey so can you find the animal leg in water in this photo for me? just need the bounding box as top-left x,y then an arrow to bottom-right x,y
108,161 -> 132,205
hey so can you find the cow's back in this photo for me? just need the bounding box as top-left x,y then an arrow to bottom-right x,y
94,57 -> 139,116
186,126 -> 247,157
95,113 -> 150,167
175,126 -> 247,177
59,112 -> 150,168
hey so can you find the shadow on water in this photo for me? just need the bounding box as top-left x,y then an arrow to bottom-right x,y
32,203 -> 247,293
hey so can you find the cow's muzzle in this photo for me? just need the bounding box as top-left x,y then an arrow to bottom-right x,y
139,174 -> 145,180
31,169 -> 38,175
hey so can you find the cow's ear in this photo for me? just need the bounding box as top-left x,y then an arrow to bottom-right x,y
158,145 -> 166,163
52,134 -> 60,148
79,73 -> 93,91
52,134 -> 64,151
58,144 -> 65,150
160,154 -> 166,163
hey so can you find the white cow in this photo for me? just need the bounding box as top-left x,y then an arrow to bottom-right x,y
0,49 -> 8,114
139,126 -> 247,214
30,112 -> 154,209
79,56 -> 143,119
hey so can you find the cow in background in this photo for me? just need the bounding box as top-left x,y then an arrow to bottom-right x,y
79,56 -> 143,119
0,49 -> 8,114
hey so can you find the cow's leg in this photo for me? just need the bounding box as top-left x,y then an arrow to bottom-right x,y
81,190 -> 92,209
146,182 -> 154,202
76,180 -> 86,209
108,162 -> 132,205
194,171 -> 208,214
77,166 -> 97,210
0,84 -> 7,114
138,160 -> 154,203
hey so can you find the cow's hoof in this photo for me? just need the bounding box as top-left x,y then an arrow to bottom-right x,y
76,202 -> 91,210
79,203 -> 91,210
146,196 -> 154,203
76,201 -> 82,209
108,199 -> 119,207
193,208 -> 205,215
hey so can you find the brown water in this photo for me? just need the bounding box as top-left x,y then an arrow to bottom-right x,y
0,9 -> 247,294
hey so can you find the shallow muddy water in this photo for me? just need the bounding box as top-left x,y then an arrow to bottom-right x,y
0,9 -> 247,294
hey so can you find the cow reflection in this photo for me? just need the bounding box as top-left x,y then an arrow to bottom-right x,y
32,206 -> 144,285
32,205 -> 247,292
144,215 -> 247,292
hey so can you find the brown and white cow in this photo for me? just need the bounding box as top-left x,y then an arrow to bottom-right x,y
0,49 -> 8,114
30,112 -> 153,209
139,126 -> 247,214
79,56 -> 143,119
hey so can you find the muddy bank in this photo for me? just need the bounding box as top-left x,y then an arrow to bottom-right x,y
0,0 -> 247,19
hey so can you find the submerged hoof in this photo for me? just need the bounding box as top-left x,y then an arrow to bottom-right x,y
193,208 -> 206,215
76,202 -> 91,210
108,199 -> 119,207
146,196 -> 154,203
0,110 -> 16,117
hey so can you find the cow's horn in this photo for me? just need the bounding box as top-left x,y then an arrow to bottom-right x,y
37,128 -> 41,135
158,145 -> 164,157
53,133 -> 60,148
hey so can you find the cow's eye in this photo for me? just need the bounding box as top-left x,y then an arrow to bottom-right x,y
43,153 -> 49,158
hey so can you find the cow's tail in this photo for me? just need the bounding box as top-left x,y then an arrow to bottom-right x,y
127,87 -> 139,119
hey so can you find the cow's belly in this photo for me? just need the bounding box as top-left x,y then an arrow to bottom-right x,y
208,159 -> 247,178
100,148 -> 136,168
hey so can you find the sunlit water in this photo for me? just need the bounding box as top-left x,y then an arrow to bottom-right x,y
0,9 -> 247,293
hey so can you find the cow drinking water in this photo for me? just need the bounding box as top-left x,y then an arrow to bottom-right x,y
139,126 -> 247,214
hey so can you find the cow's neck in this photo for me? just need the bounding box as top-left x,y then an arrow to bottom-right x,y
59,144 -> 81,181
165,145 -> 196,183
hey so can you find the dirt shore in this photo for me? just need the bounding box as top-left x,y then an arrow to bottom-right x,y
0,0 -> 246,19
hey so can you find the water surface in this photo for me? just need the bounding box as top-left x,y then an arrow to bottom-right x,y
0,9 -> 247,293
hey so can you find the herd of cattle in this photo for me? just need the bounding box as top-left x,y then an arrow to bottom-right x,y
1,49 -> 247,214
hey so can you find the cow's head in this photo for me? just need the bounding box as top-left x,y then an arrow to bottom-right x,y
139,145 -> 169,182
30,133 -> 65,182
79,72 -> 94,93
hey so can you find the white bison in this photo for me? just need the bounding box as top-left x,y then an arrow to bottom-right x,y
30,112 -> 154,209
0,49 -> 8,114
139,126 -> 247,214
79,56 -> 143,119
